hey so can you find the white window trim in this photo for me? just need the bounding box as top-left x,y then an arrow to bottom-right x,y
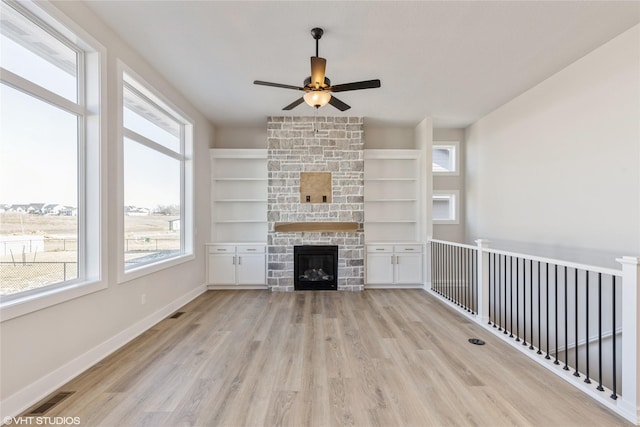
432,190 -> 459,225
116,61 -> 194,284
432,141 -> 459,176
0,0 -> 107,322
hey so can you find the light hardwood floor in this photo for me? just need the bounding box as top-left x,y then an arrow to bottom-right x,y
19,290 -> 630,426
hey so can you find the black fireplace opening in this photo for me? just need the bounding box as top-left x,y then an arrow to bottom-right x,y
294,245 -> 338,291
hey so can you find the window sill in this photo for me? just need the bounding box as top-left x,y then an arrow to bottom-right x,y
0,279 -> 107,322
118,252 -> 195,284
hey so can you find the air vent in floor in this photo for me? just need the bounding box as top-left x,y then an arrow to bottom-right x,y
27,391 -> 75,415
169,311 -> 185,319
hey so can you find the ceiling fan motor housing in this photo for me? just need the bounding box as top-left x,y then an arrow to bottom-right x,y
304,76 -> 330,90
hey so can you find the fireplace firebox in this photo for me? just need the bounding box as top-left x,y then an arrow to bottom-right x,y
294,245 -> 338,291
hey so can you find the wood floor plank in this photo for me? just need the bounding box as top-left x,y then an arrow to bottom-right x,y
20,289 -> 632,427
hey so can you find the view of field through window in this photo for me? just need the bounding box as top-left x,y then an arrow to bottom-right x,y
0,210 -> 180,295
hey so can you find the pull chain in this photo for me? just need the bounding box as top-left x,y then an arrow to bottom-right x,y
314,107 -> 318,134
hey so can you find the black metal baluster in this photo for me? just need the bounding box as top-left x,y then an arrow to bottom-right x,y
574,268 -> 580,377
446,244 -> 450,300
529,259 -> 534,350
460,247 -> 464,308
462,247 -> 466,308
611,276 -> 617,400
438,243 -> 442,294
522,258 -> 528,346
489,252 -> 494,326
498,254 -> 502,331
453,245 -> 456,302
585,271 -> 591,384
554,265 -> 559,365
431,242 -> 435,292
466,247 -> 470,311
471,249 -> 480,314
516,257 -> 520,342
563,266 -> 569,371
455,246 -> 459,305
596,272 -> 604,392
445,244 -> 449,299
537,261 -> 542,355
467,247 -> 471,312
545,263 -> 551,360
436,242 -> 440,294
509,256 -> 514,337
473,248 -> 477,314
458,246 -> 462,307
450,245 -> 454,302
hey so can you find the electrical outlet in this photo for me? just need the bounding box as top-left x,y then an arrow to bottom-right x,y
141,294 -> 146,305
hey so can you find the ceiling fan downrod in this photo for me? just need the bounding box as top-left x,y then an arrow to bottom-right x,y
311,27 -> 323,57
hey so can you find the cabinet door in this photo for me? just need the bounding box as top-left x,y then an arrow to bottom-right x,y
366,253 -> 394,284
394,253 -> 422,284
236,254 -> 266,285
208,254 -> 236,285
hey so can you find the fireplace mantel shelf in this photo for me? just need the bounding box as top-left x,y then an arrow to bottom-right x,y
274,222 -> 360,233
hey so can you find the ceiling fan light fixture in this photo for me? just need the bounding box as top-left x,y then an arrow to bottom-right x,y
303,90 -> 331,108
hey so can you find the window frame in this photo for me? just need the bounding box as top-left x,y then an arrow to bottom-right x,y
0,0 -> 106,322
117,62 -> 194,284
432,190 -> 459,224
432,141 -> 459,176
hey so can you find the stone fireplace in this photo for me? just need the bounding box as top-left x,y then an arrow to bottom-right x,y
267,116 -> 364,291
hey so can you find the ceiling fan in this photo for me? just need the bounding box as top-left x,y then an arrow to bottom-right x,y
253,27 -> 381,111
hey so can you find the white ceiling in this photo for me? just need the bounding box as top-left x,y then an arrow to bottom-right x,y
84,1 -> 639,128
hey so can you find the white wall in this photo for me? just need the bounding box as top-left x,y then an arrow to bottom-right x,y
363,125 -> 415,149
0,1 -> 213,417
214,126 -> 267,149
433,128 -> 465,243
465,25 -> 640,258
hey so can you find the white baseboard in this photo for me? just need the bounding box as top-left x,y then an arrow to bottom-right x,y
365,283 -> 424,289
0,284 -> 207,420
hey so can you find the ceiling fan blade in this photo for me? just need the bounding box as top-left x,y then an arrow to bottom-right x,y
310,57 -> 327,87
328,96 -> 350,111
283,97 -> 305,110
329,79 -> 381,93
254,80 -> 304,91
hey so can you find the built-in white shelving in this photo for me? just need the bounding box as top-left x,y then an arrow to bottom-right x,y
364,149 -> 422,243
210,149 -> 268,243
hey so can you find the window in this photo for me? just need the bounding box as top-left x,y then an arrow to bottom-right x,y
120,68 -> 193,280
432,142 -> 459,175
433,191 -> 459,224
0,0 -> 103,320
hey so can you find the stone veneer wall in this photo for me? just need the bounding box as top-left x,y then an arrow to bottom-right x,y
267,116 -> 364,291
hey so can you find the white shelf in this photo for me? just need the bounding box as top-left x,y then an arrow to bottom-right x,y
211,149 -> 268,244
213,178 -> 267,181
364,149 -> 422,243
365,198 -> 417,202
214,199 -> 268,202
365,220 -> 417,223
364,178 -> 417,181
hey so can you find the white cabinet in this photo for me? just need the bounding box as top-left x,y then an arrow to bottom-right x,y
365,244 -> 423,287
364,150 -> 423,243
207,245 -> 266,288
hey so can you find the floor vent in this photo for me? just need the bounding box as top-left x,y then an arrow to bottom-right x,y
169,311 -> 185,319
468,338 -> 486,346
28,391 -> 75,415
